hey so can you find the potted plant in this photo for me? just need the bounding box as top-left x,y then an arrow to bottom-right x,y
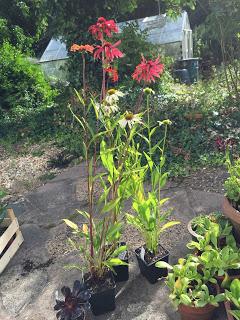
64,15 -> 168,313
187,213 -> 235,252
223,152 -> 240,243
197,245 -> 240,288
126,91 -> 179,284
225,279 -> 240,320
54,279 -> 91,320
187,212 -> 233,244
157,255 -> 225,320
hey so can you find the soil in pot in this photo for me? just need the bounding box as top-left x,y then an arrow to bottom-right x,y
178,303 -> 217,320
135,244 -> 169,284
84,271 -> 116,316
112,242 -> 129,282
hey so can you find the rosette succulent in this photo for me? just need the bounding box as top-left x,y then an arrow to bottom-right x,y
54,280 -> 91,320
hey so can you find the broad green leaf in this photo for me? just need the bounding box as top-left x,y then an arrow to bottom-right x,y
155,261 -> 173,269
101,198 -> 120,214
107,258 -> 128,266
180,294 -> 192,305
159,221 -> 180,233
63,219 -> 78,231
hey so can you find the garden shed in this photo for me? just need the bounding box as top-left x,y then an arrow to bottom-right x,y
39,11 -> 193,80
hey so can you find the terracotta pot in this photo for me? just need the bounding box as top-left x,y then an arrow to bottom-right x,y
178,303 -> 216,320
215,273 -> 240,291
224,301 -> 235,320
222,197 -> 240,243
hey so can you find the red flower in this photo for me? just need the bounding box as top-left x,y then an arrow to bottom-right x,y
132,56 -> 164,83
94,40 -> 123,62
89,17 -> 118,40
215,136 -> 235,151
70,44 -> 94,53
105,67 -> 119,82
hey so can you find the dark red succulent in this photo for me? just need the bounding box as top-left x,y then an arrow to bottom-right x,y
54,280 -> 91,320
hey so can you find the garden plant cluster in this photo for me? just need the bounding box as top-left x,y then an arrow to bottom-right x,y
52,17 -> 240,320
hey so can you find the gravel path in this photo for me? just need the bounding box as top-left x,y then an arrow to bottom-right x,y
0,142 -> 228,204
0,142 -> 67,201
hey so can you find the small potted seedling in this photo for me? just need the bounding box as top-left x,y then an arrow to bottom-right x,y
54,280 -> 91,320
225,279 -> 240,320
223,151 -> 240,243
197,245 -> 240,288
188,212 -> 233,246
187,213 -> 235,254
157,255 -> 225,320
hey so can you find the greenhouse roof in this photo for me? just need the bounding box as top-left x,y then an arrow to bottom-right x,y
39,12 -> 190,63
39,38 -> 68,63
118,11 -> 190,45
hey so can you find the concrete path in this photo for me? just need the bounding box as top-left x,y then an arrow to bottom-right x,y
0,164 -> 226,320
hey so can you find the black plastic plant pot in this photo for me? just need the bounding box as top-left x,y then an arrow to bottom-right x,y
113,242 -> 129,282
135,245 -> 169,284
90,285 -> 116,316
87,272 -> 116,316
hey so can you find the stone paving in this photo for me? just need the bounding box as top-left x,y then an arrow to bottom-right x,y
0,164 -> 227,320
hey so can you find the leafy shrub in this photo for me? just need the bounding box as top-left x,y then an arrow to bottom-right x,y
115,22 -> 159,79
0,42 -> 57,140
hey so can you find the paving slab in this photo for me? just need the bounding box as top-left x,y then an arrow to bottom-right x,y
0,165 -> 227,320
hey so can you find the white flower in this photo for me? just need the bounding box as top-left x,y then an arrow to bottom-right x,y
95,101 -> 119,117
105,89 -> 125,105
119,112 -> 142,128
104,103 -> 119,115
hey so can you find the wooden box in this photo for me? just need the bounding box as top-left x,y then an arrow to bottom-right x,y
0,208 -> 24,274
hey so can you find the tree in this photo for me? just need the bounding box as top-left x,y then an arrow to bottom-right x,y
193,0 -> 240,98
46,0 -> 196,45
0,0 -> 48,53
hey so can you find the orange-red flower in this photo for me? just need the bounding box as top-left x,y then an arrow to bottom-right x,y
105,67 -> 119,82
89,17 -> 118,40
132,56 -> 164,83
70,44 -> 94,53
94,40 -> 123,62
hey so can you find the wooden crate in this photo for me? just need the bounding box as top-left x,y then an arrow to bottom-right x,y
0,208 -> 24,274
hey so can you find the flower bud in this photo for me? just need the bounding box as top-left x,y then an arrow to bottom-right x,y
144,87 -> 155,95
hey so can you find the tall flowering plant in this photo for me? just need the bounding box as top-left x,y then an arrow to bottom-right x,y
65,17 -> 141,280
64,16 -> 176,284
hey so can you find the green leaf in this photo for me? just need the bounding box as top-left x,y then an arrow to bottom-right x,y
74,88 -> 85,106
112,245 -> 127,258
180,294 -> 192,305
159,172 -> 168,188
63,219 -> 78,231
101,198 -> 120,214
107,258 -> 128,266
230,310 -> 240,320
155,261 -> 173,269
159,221 -> 180,234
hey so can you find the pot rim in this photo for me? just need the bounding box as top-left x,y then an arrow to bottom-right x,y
135,244 -> 169,267
187,219 -> 200,239
223,197 -> 240,222
85,271 -> 116,294
178,302 -> 216,313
